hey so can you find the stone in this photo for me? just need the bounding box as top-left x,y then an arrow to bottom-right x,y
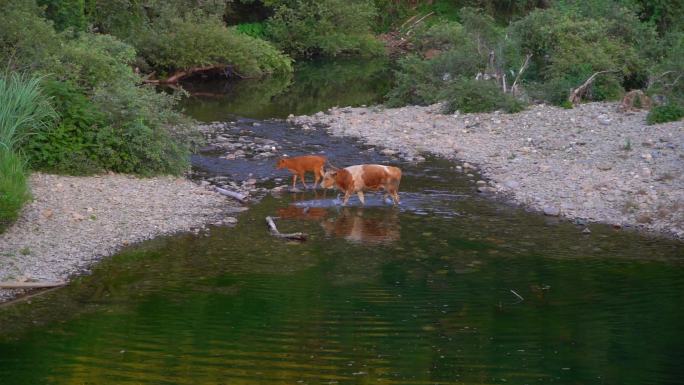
543,206 -> 560,216
636,214 -> 652,224
381,148 -> 398,156
476,180 -> 487,187
503,179 -> 520,189
596,162 -> 612,171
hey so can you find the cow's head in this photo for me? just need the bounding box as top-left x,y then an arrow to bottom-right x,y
275,157 -> 287,169
321,169 -> 338,189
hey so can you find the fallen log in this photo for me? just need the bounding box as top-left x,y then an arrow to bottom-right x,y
568,70 -> 619,105
215,187 -> 249,203
265,216 -> 308,241
0,281 -> 66,289
143,65 -> 238,84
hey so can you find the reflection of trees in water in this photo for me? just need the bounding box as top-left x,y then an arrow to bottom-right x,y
179,58 -> 392,120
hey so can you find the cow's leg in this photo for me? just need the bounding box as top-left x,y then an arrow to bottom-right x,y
313,170 -> 320,189
299,172 -> 308,189
391,190 -> 400,205
357,191 -> 365,205
291,174 -> 298,189
342,191 -> 352,206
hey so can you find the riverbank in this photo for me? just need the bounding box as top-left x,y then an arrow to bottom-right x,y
291,102 -> 683,240
0,173 -> 241,303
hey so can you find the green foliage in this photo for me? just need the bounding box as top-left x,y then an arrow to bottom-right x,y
410,21 -> 467,52
37,0 -> 87,31
24,80 -> 106,174
265,0 -> 384,58
0,72 -> 55,228
647,31 -> 683,105
509,4 -> 657,104
234,22 -> 267,38
0,1 -> 196,176
441,78 -> 525,114
646,103 -> 684,124
0,149 -> 30,229
135,12 -> 292,77
0,72 -> 56,151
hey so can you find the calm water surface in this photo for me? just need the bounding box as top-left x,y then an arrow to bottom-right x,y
0,60 -> 682,385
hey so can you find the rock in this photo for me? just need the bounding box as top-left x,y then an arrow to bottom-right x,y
596,162 -> 612,171
582,227 -> 591,234
476,180 -> 487,187
381,148 -> 398,156
223,217 -> 238,225
636,214 -> 652,224
503,179 -> 520,189
543,206 -> 560,216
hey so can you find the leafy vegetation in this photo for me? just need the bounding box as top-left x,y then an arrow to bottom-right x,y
0,73 -> 55,228
385,1 -> 683,115
264,0 -> 384,58
647,104 -> 684,124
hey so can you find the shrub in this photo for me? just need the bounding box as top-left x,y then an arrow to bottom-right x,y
265,0 -> 385,58
234,22 -> 267,39
23,80 -> 106,174
135,12 -> 292,78
441,78 -> 526,114
0,149 -> 30,229
37,0 -> 87,31
0,72 -> 55,228
647,104 -> 684,124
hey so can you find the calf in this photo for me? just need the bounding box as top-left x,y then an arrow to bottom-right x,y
321,164 -> 402,206
276,155 -> 326,189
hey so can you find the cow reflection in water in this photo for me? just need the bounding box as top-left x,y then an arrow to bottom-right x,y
321,207 -> 400,245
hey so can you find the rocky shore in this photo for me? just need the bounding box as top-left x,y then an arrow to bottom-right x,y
0,173 -> 242,303
291,102 -> 683,239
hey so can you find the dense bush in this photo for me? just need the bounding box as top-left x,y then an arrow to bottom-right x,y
0,73 -> 55,228
441,79 -> 525,114
135,12 -> 292,78
386,1 -> 678,111
647,104 -> 684,125
265,0 -> 385,58
234,22 -> 267,38
1,1 -> 196,176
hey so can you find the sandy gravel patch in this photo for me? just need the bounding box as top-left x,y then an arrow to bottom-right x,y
0,173 -> 241,302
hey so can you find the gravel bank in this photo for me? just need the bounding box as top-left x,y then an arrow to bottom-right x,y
0,173 -> 242,303
291,102 -> 683,239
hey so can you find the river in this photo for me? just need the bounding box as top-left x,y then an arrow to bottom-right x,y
0,59 -> 682,385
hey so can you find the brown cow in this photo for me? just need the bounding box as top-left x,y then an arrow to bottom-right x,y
321,164 -> 402,206
276,155 -> 326,189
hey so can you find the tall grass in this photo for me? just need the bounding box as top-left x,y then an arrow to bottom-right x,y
0,72 -> 55,229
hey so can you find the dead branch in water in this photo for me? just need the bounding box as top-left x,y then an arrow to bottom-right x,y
266,216 -> 308,241
215,187 -> 248,203
510,289 -> 524,303
0,281 -> 66,289
568,70 -> 619,105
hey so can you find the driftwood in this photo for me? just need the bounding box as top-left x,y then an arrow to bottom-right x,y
265,216 -> 308,241
143,65 -> 239,84
0,281 -> 66,289
568,70 -> 619,104
215,187 -> 249,203
511,53 -> 532,96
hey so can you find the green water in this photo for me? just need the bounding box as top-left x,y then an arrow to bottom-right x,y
0,158 -> 682,385
180,58 -> 392,121
1,60 -> 683,385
